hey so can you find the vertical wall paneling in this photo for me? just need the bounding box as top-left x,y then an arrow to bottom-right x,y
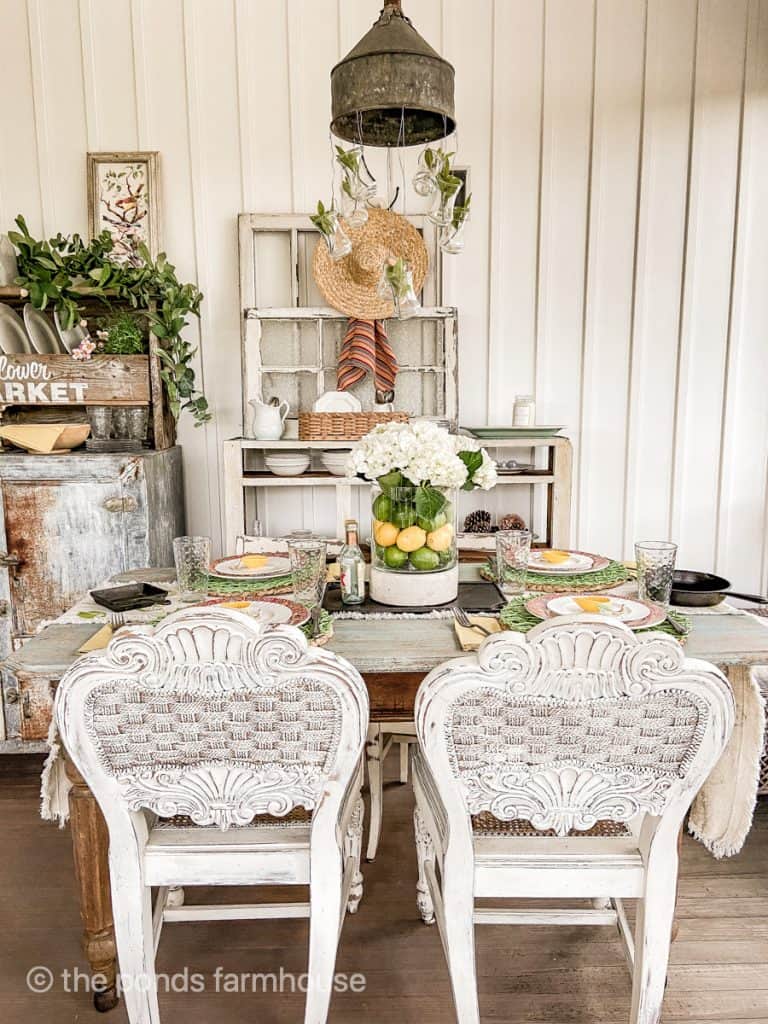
535,0 -> 595,537
78,0 -> 138,151
182,0 -> 244,551
0,0 -> 765,569
622,0 -> 698,552
670,0 -> 749,570
0,1 -> 42,233
715,0 -> 768,591
235,0 -> 293,213
577,0 -> 645,556
442,0 -> 493,427
487,0 -> 543,425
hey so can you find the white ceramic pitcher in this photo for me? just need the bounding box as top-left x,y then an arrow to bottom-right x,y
250,397 -> 289,440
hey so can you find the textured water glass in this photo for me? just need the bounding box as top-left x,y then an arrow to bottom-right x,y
173,536 -> 211,602
289,538 -> 327,607
496,530 -> 532,598
635,541 -> 677,609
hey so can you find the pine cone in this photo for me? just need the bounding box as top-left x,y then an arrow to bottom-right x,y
463,509 -> 492,534
499,513 -> 527,532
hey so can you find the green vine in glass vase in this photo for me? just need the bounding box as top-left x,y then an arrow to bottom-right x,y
8,215 -> 210,427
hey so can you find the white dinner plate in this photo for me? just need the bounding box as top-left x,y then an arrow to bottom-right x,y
313,390 -> 362,413
547,594 -> 649,624
528,550 -> 594,573
54,310 -> 88,354
0,303 -> 33,354
212,554 -> 292,579
24,304 -> 64,354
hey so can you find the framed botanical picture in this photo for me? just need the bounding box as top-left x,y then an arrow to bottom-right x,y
87,151 -> 160,264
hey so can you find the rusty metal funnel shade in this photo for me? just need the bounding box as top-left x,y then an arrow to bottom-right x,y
330,1 -> 456,148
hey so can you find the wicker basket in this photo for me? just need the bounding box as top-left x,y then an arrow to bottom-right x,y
298,411 -> 408,441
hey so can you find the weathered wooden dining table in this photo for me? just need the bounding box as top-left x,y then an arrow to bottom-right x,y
9,572 -> 768,1011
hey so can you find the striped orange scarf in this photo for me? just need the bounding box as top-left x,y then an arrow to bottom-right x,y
337,319 -> 398,397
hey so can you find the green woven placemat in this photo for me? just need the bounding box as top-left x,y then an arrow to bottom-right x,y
300,608 -> 332,642
206,574 -> 293,597
499,596 -> 690,639
481,559 -> 631,592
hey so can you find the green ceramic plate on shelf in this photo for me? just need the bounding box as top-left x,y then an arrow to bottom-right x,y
463,425 -> 566,439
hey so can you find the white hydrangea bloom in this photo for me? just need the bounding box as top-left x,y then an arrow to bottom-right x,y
347,420 -> 497,491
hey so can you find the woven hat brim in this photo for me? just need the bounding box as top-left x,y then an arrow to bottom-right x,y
313,208 -> 429,320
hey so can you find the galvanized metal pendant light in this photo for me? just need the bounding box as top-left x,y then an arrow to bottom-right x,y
330,0 -> 456,148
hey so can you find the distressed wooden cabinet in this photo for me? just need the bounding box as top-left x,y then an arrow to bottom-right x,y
0,447 -> 184,748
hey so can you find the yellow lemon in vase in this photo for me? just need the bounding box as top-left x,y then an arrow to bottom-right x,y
396,526 -> 427,553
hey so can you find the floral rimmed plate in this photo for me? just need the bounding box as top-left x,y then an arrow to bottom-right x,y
525,592 -> 666,630
198,595 -> 310,628
527,549 -> 611,575
212,553 -> 292,580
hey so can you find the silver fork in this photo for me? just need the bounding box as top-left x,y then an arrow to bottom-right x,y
109,611 -> 126,629
452,606 -> 492,637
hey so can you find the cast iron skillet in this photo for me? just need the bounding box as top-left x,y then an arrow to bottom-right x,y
670,570 -> 768,608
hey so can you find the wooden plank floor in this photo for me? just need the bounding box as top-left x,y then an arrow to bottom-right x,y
0,760 -> 766,1023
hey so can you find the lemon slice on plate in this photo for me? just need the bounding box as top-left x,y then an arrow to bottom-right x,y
574,596 -> 611,613
239,555 -> 268,570
541,550 -> 570,565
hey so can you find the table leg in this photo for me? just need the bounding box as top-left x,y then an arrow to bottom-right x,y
64,754 -> 119,1012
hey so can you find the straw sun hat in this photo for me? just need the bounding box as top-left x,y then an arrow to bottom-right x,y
313,207 -> 429,319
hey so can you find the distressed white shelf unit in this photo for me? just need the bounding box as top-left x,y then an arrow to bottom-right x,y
222,434 -> 572,553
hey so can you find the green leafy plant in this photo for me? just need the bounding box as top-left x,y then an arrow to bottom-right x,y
434,153 -> 462,200
99,311 -> 145,355
384,257 -> 411,299
8,215 -> 210,426
452,192 -> 472,230
335,145 -> 361,176
309,200 -> 338,237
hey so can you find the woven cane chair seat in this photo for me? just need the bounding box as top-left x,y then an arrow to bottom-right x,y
155,807 -> 312,830
471,812 -> 632,839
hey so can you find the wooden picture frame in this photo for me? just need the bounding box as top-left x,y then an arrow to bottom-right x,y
87,151 -> 161,263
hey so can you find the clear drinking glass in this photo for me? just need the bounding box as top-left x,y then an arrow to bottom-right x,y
289,538 -> 327,607
496,529 -> 532,598
635,541 -> 677,608
173,536 -> 211,602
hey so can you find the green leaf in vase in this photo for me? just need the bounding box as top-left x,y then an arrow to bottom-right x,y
415,484 -> 447,521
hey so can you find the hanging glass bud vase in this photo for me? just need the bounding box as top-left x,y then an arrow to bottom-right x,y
309,201 -> 352,261
427,151 -> 462,227
340,186 -> 369,228
379,257 -> 421,320
439,193 -> 472,255
413,147 -> 439,197
335,144 -> 376,201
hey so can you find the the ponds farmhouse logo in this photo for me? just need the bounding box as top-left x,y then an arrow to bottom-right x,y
0,356 -> 88,403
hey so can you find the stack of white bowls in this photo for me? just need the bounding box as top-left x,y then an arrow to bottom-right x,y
264,451 -> 311,476
320,450 -> 352,476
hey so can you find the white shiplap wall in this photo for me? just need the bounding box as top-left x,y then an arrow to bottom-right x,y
0,0 -> 766,590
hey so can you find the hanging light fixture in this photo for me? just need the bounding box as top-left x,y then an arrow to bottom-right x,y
330,0 -> 456,147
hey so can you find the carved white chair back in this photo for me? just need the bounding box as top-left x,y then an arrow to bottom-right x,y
416,616 -> 734,837
55,608 -> 369,832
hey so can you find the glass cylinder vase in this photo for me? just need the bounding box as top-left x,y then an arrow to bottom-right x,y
371,484 -> 457,575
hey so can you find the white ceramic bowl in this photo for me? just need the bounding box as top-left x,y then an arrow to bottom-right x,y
321,450 -> 352,476
265,454 -> 310,476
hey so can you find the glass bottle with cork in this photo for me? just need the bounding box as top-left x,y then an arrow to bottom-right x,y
339,518 -> 365,605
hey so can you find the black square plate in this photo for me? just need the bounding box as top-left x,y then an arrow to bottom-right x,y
90,582 -> 171,613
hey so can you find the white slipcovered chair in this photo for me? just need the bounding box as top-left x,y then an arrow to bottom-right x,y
55,607 -> 369,1024
411,616 -> 734,1024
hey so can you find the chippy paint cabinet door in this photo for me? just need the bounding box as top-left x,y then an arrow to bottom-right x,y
1,475 -> 129,640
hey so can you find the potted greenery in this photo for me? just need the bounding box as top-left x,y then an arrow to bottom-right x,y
8,216 -> 210,426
